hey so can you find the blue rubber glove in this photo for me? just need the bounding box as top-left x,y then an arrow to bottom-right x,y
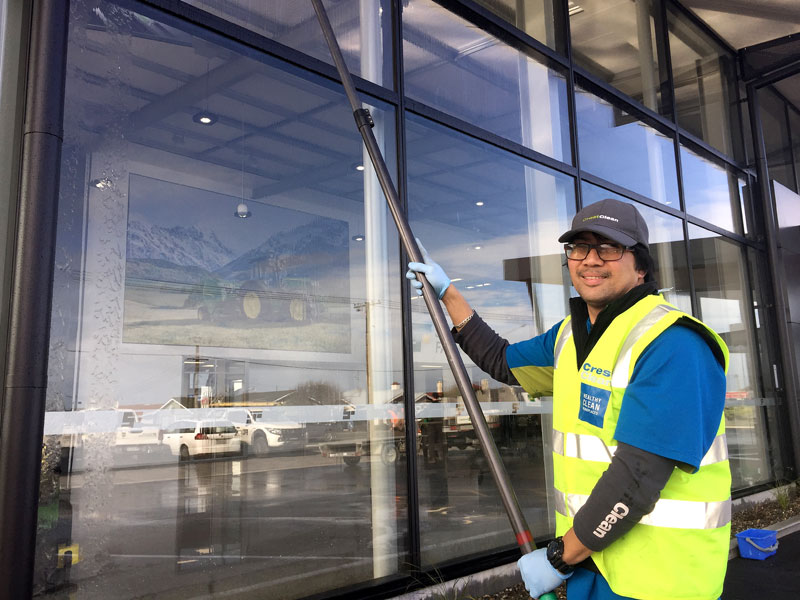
406,239 -> 451,299
517,548 -> 571,599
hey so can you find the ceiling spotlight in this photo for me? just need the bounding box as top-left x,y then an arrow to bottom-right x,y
355,164 -> 365,171
472,245 -> 482,250
90,177 -> 112,190
234,202 -> 251,218
475,201 -> 484,206
193,110 -> 218,125
352,234 -> 365,241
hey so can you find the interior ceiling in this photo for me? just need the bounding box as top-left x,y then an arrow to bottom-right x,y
680,0 -> 800,109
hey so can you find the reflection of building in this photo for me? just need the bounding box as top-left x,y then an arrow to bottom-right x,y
1,1 -> 799,599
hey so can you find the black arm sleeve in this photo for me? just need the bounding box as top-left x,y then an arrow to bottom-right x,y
572,442 -> 677,552
451,312 -> 519,386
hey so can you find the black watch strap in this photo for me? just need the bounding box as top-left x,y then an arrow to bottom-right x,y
546,537 -> 575,575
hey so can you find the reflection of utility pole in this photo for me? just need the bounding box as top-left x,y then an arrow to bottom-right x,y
194,345 -> 200,408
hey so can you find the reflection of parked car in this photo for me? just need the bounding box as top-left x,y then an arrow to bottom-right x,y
219,408 -> 305,456
161,420 -> 241,461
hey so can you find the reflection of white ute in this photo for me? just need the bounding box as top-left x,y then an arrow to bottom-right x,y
221,409 -> 305,456
113,409 -> 162,454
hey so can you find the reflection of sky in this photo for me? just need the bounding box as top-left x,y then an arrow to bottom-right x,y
680,149 -> 739,232
128,174 -> 314,255
576,90 -> 679,206
582,182 -> 684,245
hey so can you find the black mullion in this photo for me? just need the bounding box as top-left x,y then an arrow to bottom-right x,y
136,0 -> 400,107
435,0 -> 570,70
561,0 -> 583,212
656,0 -> 678,126
393,0 -> 422,573
404,98 -> 578,178
664,0 -> 738,56
674,130 -> 700,315
681,216 -> 699,317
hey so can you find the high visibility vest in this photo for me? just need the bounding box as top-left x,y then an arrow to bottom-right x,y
551,295 -> 731,600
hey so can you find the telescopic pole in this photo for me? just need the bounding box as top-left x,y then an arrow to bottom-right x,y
309,3 -> 555,598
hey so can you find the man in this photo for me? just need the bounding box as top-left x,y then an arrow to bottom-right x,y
407,199 -> 731,600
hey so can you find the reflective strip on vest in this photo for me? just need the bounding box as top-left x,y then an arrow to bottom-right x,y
553,325 -> 573,369
555,490 -> 731,530
552,429 -> 728,466
610,304 -> 678,389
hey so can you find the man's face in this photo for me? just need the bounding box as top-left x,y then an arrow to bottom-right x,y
566,232 -> 646,318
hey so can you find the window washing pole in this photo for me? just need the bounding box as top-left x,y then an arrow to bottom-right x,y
310,3 -> 554,597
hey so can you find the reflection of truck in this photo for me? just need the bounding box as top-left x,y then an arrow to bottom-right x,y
219,408 -> 305,456
113,410 -> 162,454
57,409 -> 162,456
316,402 -> 412,466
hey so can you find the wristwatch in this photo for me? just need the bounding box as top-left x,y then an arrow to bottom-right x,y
546,537 -> 575,575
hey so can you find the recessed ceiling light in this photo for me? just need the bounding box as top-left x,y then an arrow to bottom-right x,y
192,110 -> 218,125
472,245 -> 482,250
352,234 -> 365,241
475,201 -> 484,206
355,164 -> 365,171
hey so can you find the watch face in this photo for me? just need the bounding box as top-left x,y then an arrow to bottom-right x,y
546,537 -> 573,574
547,538 -> 564,560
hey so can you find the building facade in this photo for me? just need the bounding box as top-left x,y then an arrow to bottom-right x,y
0,0 -> 798,598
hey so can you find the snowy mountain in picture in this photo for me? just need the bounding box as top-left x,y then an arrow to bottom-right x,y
216,217 -> 348,281
126,220 -> 235,271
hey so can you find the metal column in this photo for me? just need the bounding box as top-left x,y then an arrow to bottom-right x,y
0,0 -> 70,597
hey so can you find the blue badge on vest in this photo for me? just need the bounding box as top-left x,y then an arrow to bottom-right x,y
579,383 -> 611,427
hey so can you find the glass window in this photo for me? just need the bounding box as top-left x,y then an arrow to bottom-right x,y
183,0 -> 393,87
406,112 -> 575,565
472,0 -> 562,52
688,225 -> 773,489
37,3 -> 406,598
791,108 -> 800,194
582,183 -> 691,312
744,246 -> 789,484
576,87 -> 679,207
680,146 -> 746,234
403,0 -> 571,163
760,89 -> 795,192
570,0 -> 669,115
667,6 -> 743,160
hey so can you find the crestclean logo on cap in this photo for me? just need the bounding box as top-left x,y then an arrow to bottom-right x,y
583,214 -> 619,223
